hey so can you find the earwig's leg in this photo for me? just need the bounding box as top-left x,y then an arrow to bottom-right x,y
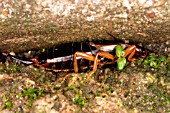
30,57 -> 39,65
87,51 -> 115,80
93,51 -> 115,71
86,54 -> 99,80
124,45 -> 136,61
96,51 -> 115,60
74,51 -> 115,81
73,52 -> 96,73
42,62 -> 51,68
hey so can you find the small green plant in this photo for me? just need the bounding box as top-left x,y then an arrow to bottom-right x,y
115,45 -> 126,70
26,101 -> 33,108
143,54 -> 166,68
72,94 -> 86,108
2,101 -> 13,109
3,94 -> 8,101
63,87 -> 74,92
2,94 -> 13,109
5,64 -> 18,73
19,88 -> 44,99
6,67 -> 12,73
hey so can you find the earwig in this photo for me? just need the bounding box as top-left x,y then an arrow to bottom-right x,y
0,40 -> 149,80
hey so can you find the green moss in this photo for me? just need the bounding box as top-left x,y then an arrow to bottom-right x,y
143,54 -> 166,68
2,101 -> 13,109
63,87 -> 74,92
26,101 -> 33,108
72,94 -> 86,108
19,88 -> 44,99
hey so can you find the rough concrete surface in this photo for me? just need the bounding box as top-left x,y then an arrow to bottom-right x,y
0,0 -> 170,54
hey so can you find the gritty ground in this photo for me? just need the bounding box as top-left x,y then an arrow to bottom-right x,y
0,1 -> 170,112
0,52 -> 169,113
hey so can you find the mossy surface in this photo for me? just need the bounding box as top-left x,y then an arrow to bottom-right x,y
0,53 -> 169,112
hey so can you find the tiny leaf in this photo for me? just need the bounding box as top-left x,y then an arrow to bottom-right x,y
121,51 -> 125,57
116,45 -> 124,57
117,58 -> 126,70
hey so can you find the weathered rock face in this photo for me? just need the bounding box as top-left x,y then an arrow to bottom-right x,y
0,0 -> 170,54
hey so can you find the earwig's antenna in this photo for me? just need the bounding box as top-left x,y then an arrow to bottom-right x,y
106,32 -> 116,40
107,32 -> 125,44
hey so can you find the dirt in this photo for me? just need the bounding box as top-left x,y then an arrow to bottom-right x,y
0,52 -> 169,113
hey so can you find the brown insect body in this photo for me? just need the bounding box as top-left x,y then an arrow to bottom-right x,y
1,40 -> 148,75
27,42 -> 100,72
